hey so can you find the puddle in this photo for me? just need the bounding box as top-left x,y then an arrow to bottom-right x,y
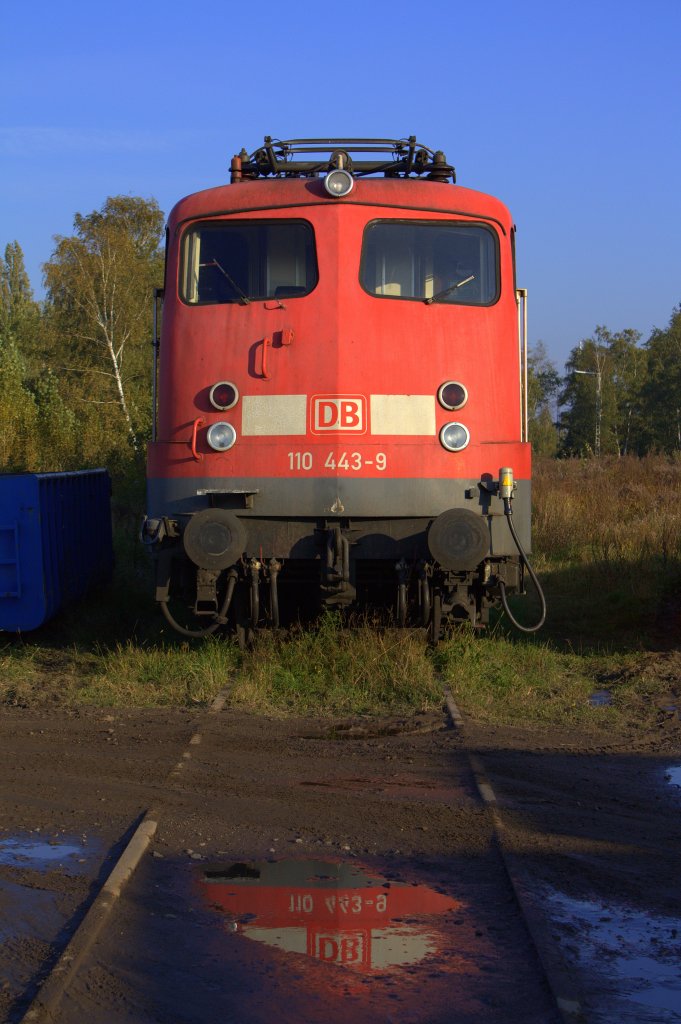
589,689 -> 613,707
0,832 -> 102,1010
542,886 -> 681,1022
663,765 -> 681,788
85,856 -> 563,1022
200,859 -> 460,973
0,832 -> 93,872
0,876 -> 67,998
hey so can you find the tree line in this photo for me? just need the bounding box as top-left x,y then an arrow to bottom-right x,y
529,310 -> 681,458
1,193 -> 679,482
0,197 -> 163,482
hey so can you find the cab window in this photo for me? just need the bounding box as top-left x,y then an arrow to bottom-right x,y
181,220 -> 317,304
360,220 -> 498,305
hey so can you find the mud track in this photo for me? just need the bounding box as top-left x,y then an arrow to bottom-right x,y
0,705 -> 680,1022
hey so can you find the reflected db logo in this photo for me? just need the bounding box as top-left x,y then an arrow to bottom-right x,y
311,930 -> 369,966
311,394 -> 366,433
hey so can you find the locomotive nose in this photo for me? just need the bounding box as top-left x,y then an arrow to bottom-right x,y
183,509 -> 246,570
427,509 -> 490,570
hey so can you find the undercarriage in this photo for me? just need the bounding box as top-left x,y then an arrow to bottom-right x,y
150,521 -> 524,643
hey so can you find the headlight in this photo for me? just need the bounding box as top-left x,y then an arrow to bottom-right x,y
206,421 -> 237,452
324,169 -> 354,198
439,422 -> 470,452
209,381 -> 239,411
438,381 -> 468,411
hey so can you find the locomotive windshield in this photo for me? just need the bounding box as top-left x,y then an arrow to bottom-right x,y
181,220 -> 317,304
360,221 -> 498,305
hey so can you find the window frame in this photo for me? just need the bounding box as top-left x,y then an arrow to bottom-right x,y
178,217 -> 319,306
359,218 -> 501,307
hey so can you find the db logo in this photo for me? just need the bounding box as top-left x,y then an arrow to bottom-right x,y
311,394 -> 366,433
310,930 -> 368,967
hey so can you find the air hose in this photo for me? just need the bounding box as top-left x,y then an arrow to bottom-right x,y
499,496 -> 546,633
160,570 -> 237,639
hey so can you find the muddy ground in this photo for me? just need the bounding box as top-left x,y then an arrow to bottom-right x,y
0,699 -> 680,1022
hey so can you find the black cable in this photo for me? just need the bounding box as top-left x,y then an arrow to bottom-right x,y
160,572 -> 237,639
499,497 -> 546,633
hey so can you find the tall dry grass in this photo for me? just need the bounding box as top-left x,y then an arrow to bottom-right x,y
533,454 -> 681,570
528,454 -> 681,650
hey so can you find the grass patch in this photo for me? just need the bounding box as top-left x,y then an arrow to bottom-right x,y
434,629 -> 589,726
433,629 -> 668,732
75,638 -> 240,707
231,614 -> 442,716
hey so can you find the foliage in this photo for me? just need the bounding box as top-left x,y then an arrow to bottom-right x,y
527,341 -> 560,456
0,241 -> 40,347
640,305 -> 681,453
559,326 -> 644,456
557,317 -> 681,458
43,196 -> 164,459
0,336 -> 38,471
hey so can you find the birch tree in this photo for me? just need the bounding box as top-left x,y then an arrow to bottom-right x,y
44,197 -> 164,456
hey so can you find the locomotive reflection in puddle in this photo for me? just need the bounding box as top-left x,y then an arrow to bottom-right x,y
200,859 -> 459,972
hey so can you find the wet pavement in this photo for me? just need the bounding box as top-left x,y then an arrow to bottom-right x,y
0,832 -> 102,1016
56,850 -> 560,1024
2,709 -> 681,1022
0,832 -> 94,870
0,707 -> 202,1021
541,885 -> 681,1023
50,706 -> 564,1023
200,858 -> 461,973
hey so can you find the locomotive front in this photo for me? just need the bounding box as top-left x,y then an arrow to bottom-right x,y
145,137 -> 541,640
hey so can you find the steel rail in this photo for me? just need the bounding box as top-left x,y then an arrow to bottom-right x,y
442,685 -> 585,1024
18,685 -> 234,1024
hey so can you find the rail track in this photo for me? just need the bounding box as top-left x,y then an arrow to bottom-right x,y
2,680 -> 670,1022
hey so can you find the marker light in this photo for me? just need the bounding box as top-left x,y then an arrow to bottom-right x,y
438,381 -> 468,411
439,422 -> 470,452
498,466 -> 515,499
209,381 -> 239,411
206,422 -> 237,452
324,169 -> 354,198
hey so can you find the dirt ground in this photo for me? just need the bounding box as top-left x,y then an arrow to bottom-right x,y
0,697 -> 680,1022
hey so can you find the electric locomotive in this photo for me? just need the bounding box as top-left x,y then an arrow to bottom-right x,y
144,137 -> 542,640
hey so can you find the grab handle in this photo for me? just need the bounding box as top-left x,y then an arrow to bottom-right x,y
260,336 -> 271,379
191,417 -> 204,461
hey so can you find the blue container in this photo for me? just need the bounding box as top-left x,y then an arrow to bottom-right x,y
0,469 -> 113,631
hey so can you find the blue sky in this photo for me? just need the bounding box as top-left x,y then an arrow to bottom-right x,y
1,0 -> 679,367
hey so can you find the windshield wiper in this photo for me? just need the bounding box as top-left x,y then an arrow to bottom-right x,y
205,259 -> 250,305
425,274 -> 475,304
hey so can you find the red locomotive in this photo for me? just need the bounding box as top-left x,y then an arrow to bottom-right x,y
144,137 -> 543,640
